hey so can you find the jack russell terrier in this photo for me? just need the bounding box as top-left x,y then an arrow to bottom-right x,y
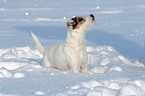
31,14 -> 95,73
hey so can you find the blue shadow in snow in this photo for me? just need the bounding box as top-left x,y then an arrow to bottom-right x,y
15,26 -> 145,59
15,25 -> 67,40
87,29 -> 145,59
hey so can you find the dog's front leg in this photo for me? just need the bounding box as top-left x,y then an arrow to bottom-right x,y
81,63 -> 88,72
72,69 -> 80,73
68,58 -> 80,73
81,51 -> 88,72
70,63 -> 80,73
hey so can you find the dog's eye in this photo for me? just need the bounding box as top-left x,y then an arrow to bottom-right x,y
71,17 -> 76,20
79,18 -> 84,22
71,18 -> 77,22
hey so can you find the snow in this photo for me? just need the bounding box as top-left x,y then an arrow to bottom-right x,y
0,0 -> 145,96
0,46 -> 145,96
34,91 -> 45,96
99,10 -> 123,14
13,73 -> 25,78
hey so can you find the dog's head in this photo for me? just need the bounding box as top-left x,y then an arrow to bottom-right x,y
67,14 -> 95,31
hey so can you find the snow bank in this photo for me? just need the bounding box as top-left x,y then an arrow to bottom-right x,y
0,46 -> 42,78
0,46 -> 143,77
0,46 -> 145,96
87,46 -> 144,73
87,46 -> 130,66
56,79 -> 145,96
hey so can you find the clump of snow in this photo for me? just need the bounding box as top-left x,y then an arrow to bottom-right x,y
0,69 -> 12,78
107,66 -> 123,73
0,62 -> 26,70
34,91 -> 45,95
13,72 -> 25,78
118,85 -> 145,96
88,46 -> 144,66
108,82 -> 120,90
71,85 -> 80,90
82,80 -> 104,89
0,46 -> 42,60
63,17 -> 67,20
118,55 -> 131,64
25,12 -> 29,16
63,80 -> 117,96
128,79 -> 145,91
87,87 -> 116,96
0,47 -> 42,78
91,66 -> 108,73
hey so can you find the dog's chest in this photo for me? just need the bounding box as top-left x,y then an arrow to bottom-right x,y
79,50 -> 85,61
74,47 -> 86,61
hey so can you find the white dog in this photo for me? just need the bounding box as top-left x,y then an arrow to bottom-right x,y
31,14 -> 95,73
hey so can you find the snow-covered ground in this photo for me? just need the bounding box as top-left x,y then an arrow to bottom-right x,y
0,0 -> 145,96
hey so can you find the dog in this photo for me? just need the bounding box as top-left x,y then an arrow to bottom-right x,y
31,14 -> 95,73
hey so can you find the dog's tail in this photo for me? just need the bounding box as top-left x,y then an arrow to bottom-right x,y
31,31 -> 45,54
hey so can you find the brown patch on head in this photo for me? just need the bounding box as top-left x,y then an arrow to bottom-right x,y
67,16 -> 86,30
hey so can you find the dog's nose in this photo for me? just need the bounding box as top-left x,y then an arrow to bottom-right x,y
90,14 -> 94,17
90,14 -> 95,21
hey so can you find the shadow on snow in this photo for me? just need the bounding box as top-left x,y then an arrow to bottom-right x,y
15,25 -> 145,62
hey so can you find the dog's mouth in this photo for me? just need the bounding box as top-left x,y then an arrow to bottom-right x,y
67,14 -> 95,30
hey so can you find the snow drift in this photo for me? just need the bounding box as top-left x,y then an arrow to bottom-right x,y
0,46 -> 145,96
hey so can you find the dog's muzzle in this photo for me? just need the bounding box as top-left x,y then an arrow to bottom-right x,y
67,14 -> 95,30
